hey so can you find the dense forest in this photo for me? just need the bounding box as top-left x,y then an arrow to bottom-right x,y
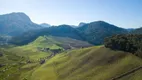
104,34 -> 142,58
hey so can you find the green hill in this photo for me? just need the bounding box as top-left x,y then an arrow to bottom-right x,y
29,46 -> 142,80
1,46 -> 141,80
8,36 -> 92,60
0,48 -> 25,80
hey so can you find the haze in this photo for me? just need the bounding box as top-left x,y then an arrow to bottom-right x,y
0,0 -> 142,28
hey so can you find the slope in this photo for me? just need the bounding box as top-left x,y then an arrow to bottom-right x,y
26,46 -> 142,80
9,25 -> 83,45
9,35 -> 92,60
0,48 -> 25,80
132,27 -> 142,34
77,21 -> 127,45
0,12 -> 42,36
9,21 -> 128,46
1,46 -> 142,80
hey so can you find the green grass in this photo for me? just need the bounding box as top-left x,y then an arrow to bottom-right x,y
0,41 -> 142,80
0,48 -> 24,64
23,46 -> 142,80
120,69 -> 142,80
27,36 -> 63,50
7,36 -> 62,61
8,35 -> 92,61
0,49 -> 25,80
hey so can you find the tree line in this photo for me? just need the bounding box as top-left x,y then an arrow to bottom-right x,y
104,34 -> 142,58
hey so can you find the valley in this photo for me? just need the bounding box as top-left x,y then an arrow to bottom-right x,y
0,12 -> 142,80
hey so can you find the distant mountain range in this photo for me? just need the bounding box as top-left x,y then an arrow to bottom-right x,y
9,25 -> 84,45
0,12 -> 141,45
0,12 -> 43,36
77,21 -> 127,44
9,21 -> 128,45
40,23 -> 51,27
132,27 -> 142,34
126,28 -> 135,32
78,22 -> 87,27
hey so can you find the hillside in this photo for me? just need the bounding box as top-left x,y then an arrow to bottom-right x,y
16,35 -> 92,50
9,21 -> 128,46
0,12 -> 42,36
9,25 -> 84,45
29,46 -> 142,80
132,27 -> 142,34
28,47 -> 142,80
104,34 -> 142,58
45,25 -> 83,40
1,46 -> 141,80
77,21 -> 128,45
0,48 -> 25,80
9,36 -> 92,60
0,35 -> 11,45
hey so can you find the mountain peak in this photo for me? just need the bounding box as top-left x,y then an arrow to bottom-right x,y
0,12 -> 42,36
40,23 -> 51,27
0,12 -> 32,23
7,12 -> 27,16
88,21 -> 123,29
90,21 -> 109,25
78,22 -> 87,27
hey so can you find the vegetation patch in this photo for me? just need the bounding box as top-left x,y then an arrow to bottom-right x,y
104,34 -> 142,58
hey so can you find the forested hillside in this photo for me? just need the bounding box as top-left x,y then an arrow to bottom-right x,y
9,21 -> 129,46
77,21 -> 127,45
104,34 -> 142,58
132,27 -> 142,34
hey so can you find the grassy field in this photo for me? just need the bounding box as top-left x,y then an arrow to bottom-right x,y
7,36 -> 61,61
8,35 -> 92,60
0,37 -> 142,80
0,49 -> 25,80
22,46 -> 142,80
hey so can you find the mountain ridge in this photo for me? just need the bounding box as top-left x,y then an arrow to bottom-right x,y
9,20 -> 128,45
40,23 -> 51,27
0,12 -> 43,36
77,21 -> 128,44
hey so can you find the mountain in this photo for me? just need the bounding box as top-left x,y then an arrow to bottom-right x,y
0,15 -> 142,80
69,25 -> 78,28
132,27 -> 142,34
9,25 -> 84,45
77,21 -> 128,45
78,22 -> 87,27
0,35 -> 11,45
10,21 -> 128,45
0,12 -> 42,36
46,25 -> 83,40
126,28 -> 134,32
40,23 -> 51,27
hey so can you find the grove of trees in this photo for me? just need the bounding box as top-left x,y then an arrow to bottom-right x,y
104,34 -> 142,58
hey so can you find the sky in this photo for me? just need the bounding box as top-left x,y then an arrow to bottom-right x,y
0,0 -> 142,28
